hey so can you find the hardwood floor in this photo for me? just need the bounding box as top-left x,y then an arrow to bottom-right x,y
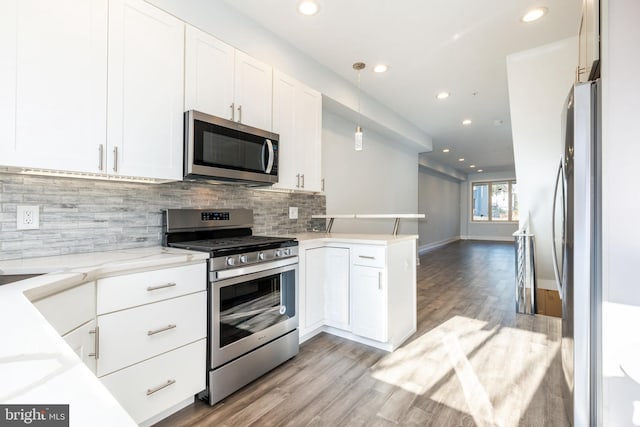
154,240 -> 568,427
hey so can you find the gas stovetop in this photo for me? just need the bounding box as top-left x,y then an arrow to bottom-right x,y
169,235 -> 297,257
163,208 -> 298,262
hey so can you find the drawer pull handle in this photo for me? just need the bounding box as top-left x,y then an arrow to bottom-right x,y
88,326 -> 99,359
146,379 -> 176,396
358,255 -> 376,260
147,324 -> 176,336
146,282 -> 177,292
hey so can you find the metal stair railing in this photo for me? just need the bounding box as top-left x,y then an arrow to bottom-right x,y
513,220 -> 536,315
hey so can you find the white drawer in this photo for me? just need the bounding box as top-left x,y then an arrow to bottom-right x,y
97,292 -> 206,376
100,339 -> 206,425
33,281 -> 96,336
97,263 -> 206,314
351,245 -> 386,268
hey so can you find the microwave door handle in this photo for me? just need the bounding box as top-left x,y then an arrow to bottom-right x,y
264,139 -> 274,174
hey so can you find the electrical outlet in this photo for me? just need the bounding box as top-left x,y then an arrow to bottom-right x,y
289,207 -> 299,220
17,205 -> 40,230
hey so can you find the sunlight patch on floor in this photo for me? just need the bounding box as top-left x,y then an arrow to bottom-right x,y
370,315 -> 560,427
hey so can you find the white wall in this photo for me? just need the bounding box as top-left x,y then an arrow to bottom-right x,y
417,168 -> 461,252
506,37 -> 578,291
322,110 -> 419,235
601,0 -> 640,425
459,171 -> 518,241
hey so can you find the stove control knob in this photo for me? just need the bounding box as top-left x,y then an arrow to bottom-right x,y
239,255 -> 248,263
258,252 -> 266,260
283,248 -> 291,256
226,257 -> 236,266
275,249 -> 282,257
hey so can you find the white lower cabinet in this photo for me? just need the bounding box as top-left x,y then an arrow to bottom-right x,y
351,265 -> 387,342
94,262 -> 207,425
100,339 -> 206,425
303,247 -> 326,332
323,247 -> 350,330
299,238 -> 416,351
96,292 -> 206,377
62,319 -> 98,374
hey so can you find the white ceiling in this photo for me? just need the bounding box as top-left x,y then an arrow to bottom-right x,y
222,0 -> 581,173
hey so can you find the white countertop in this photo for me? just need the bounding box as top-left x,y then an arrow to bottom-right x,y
0,247 -> 209,427
291,232 -> 418,245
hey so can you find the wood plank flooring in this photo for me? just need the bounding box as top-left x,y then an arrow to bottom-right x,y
154,240 -> 568,427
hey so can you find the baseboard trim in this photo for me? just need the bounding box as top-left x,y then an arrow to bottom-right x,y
460,235 -> 514,242
418,236 -> 461,255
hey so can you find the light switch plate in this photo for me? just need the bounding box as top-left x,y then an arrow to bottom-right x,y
17,205 -> 40,230
289,207 -> 298,220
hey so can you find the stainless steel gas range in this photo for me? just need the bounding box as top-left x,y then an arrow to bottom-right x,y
163,208 -> 299,405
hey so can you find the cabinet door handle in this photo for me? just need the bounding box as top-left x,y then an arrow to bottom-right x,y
378,271 -> 383,290
237,105 -> 242,123
146,282 -> 177,292
301,174 -> 305,188
296,174 -> 300,188
88,326 -> 99,359
147,324 -> 177,336
98,144 -> 104,171
146,379 -> 176,396
359,255 -> 376,260
112,146 -> 118,173
230,103 -> 235,121
321,178 -> 325,192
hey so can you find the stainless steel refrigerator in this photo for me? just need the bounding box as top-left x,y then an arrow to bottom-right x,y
552,80 -> 601,426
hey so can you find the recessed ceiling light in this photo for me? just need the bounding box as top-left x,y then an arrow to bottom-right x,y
442,148 -> 450,153
436,91 -> 450,100
521,7 -> 548,23
298,1 -> 319,16
470,165 -> 476,168
478,169 -> 484,172
458,158 -> 465,162
462,119 -> 472,126
373,64 -> 388,73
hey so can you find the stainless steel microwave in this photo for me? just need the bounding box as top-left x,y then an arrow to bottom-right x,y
184,110 -> 279,185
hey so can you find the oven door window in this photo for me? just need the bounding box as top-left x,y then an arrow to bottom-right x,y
218,269 -> 295,348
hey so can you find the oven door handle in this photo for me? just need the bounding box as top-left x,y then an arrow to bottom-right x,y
212,257 -> 298,281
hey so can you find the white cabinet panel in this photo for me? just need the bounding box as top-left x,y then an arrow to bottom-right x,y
96,263 -> 206,315
63,319 -> 98,374
324,247 -> 350,329
351,244 -> 386,268
107,0 -> 184,180
0,0 -> 108,173
184,25 -> 272,130
234,51 -> 273,130
97,291 -> 206,376
184,26 -> 235,120
33,281 -> 96,336
351,265 -> 387,342
272,70 -> 322,192
100,339 -> 206,425
303,247 -> 326,331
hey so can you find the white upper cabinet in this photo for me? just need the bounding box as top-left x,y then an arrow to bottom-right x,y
107,0 -> 184,180
577,0 -> 599,82
185,25 -> 273,130
0,0 -> 108,173
272,70 -> 322,192
184,26 -> 235,120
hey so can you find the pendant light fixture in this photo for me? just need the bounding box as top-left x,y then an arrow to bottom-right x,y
353,62 -> 366,151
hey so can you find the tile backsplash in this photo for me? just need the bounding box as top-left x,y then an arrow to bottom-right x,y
0,173 -> 326,261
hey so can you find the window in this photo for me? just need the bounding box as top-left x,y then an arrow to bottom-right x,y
472,180 -> 518,222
